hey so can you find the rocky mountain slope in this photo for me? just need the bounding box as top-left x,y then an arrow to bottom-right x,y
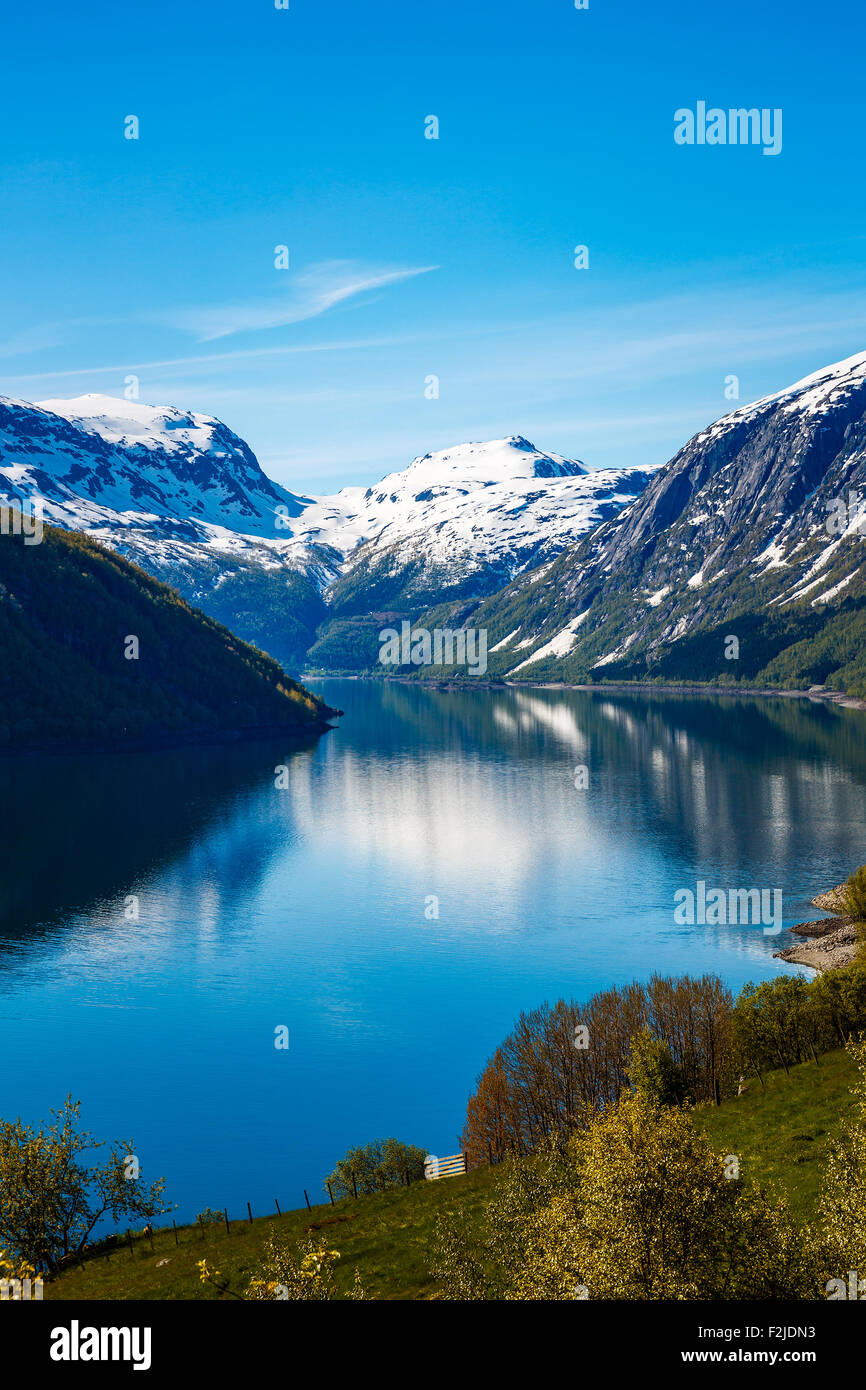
461,351 -> 866,693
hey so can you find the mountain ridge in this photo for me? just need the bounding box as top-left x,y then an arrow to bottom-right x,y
0,398 -> 654,669
449,350 -> 866,693
7,351 -> 866,692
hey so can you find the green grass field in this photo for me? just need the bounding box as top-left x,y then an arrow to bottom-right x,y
694,1046 -> 859,1224
47,1047 -> 859,1301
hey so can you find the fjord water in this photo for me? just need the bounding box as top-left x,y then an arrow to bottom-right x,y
2,682 -> 866,1222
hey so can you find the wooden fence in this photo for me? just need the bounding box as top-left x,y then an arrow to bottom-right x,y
424,1152 -> 466,1180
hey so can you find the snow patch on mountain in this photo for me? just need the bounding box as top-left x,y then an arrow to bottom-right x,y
813,570 -> 859,603
506,612 -> 590,674
489,627 -> 522,652
646,585 -> 671,607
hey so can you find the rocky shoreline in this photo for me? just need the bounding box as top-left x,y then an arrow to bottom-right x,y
774,884 -> 861,973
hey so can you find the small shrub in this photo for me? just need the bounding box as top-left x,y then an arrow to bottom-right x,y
843,865 -> 866,921
324,1137 -> 428,1198
626,1027 -> 687,1107
245,1231 -> 365,1300
195,1207 -> 223,1227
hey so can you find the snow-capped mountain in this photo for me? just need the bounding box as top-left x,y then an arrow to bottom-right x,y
0,393 -> 335,669
298,437 -> 654,613
7,352 -> 866,688
0,394 -> 653,670
471,351 -> 866,690
5,393 -> 310,536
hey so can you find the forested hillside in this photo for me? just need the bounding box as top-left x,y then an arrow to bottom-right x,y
0,523 -> 335,749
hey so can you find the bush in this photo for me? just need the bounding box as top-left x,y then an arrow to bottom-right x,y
245,1232 -> 364,1301
434,1093 -> 822,1300
197,1233 -> 366,1301
195,1207 -> 223,1227
324,1137 -> 428,1198
843,865 -> 866,926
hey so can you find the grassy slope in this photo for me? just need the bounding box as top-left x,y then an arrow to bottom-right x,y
48,1048 -> 857,1301
693,1046 -> 859,1225
48,1167 -> 499,1303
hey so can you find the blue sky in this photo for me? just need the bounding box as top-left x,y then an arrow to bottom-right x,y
1,0 -> 864,494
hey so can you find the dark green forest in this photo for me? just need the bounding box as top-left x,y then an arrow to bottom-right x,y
0,523 -> 334,749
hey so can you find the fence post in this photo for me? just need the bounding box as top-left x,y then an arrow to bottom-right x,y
173,1221 -> 179,1246
128,1231 -> 134,1260
247,1202 -> 253,1224
224,1209 -> 230,1235
275,1198 -> 282,1216
304,1190 -> 312,1211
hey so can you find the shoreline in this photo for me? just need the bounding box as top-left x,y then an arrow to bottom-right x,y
0,715 -> 341,760
512,681 -> 866,711
304,672 -> 866,712
774,884 -> 860,974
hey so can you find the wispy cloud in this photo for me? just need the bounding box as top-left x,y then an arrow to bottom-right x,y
3,334 -> 414,385
160,260 -> 439,342
0,322 -> 71,358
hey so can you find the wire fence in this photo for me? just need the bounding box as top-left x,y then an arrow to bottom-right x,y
74,1154 -> 468,1267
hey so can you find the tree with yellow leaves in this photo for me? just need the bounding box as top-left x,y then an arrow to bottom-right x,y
435,1092 -> 822,1300
197,1231 -> 366,1301
0,1096 -> 166,1275
818,1040 -> 866,1275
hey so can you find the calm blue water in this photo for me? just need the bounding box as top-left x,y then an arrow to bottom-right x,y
2,682 -> 865,1223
